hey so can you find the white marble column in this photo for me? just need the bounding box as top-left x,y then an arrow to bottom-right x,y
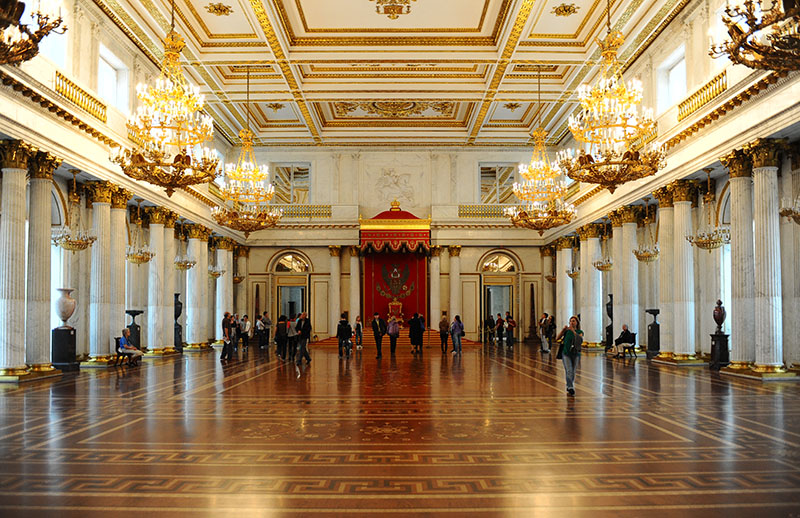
636,223 -> 649,347
184,226 -> 210,350
75,195 -> 91,358
25,152 -> 61,372
541,247 -> 555,316
145,208 -> 166,354
329,246 -> 341,333
722,149 -> 756,370
215,239 -> 234,342
672,180 -> 698,361
448,246 -> 462,320
654,187 -> 675,358
620,206 -> 640,338
749,139 -> 786,372
429,246 -> 441,321
234,246 -> 247,316
699,188 -> 722,356
206,243 -> 215,343
349,246 -> 361,321
109,188 -> 129,349
162,214 -> 177,353
783,155 -> 800,369
555,237 -> 574,326
579,225 -> 603,345
86,182 -> 114,364
609,212 -> 624,338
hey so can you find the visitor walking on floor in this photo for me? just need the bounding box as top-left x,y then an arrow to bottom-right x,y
495,313 -> 505,345
538,313 -> 550,353
337,313 -> 352,358
287,314 -> 298,361
387,316 -> 400,355
409,313 -> 424,355
220,312 -> 233,361
450,315 -> 464,356
353,315 -> 363,350
295,312 -> 312,365
263,312 -> 272,349
371,312 -> 387,359
439,315 -> 449,353
275,315 -> 288,359
556,315 -> 583,396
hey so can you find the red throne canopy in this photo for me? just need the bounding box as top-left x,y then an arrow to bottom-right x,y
360,202 -> 430,322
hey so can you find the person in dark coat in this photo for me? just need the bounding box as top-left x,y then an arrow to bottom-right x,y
295,312 -> 312,365
336,313 -> 352,359
274,315 -> 288,359
371,312 -> 387,359
409,313 -> 424,354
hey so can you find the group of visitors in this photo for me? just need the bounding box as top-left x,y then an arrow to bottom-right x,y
484,312 -> 517,348
537,313 -> 557,353
270,313 -> 313,365
369,312 -> 426,359
439,315 -> 464,355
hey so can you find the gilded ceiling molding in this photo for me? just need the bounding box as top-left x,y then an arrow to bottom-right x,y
552,3 -> 579,17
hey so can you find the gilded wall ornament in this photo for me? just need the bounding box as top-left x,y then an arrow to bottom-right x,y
370,0 -> 417,20
266,102 -> 285,112
503,102 -> 522,112
334,101 -> 455,118
552,3 -> 579,16
205,3 -> 233,16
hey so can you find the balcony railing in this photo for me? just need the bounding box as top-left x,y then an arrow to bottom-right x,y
54,71 -> 107,123
272,204 -> 332,218
678,70 -> 728,122
458,205 -> 514,218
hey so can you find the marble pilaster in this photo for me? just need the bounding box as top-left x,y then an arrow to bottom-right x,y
429,247 -> 441,321
145,209 -> 166,353
671,180 -> 701,363
215,239 -> 234,342
654,187 -> 675,358
25,151 -> 61,372
620,206 -> 640,339
0,141 -> 35,380
349,246 -> 361,321
609,210 -> 624,339
448,246 -> 462,320
578,225 -> 603,346
329,246 -> 341,334
109,188 -> 130,350
84,181 -> 114,366
184,225 -> 211,351
162,212 -> 177,353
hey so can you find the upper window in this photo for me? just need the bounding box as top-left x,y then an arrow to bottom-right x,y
479,163 -> 516,204
272,164 -> 310,204
275,253 -> 310,273
97,45 -> 129,113
481,253 -> 517,272
657,46 -> 686,114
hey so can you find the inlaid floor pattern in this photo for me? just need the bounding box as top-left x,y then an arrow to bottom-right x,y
1,338 -> 799,517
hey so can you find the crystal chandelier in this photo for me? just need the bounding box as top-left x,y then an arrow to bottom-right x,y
593,228 -> 614,271
709,0 -> 800,71
558,0 -> 665,193
566,265 -> 580,279
370,0 -> 416,20
212,66 -> 281,237
173,221 -> 196,271
687,169 -> 731,250
0,0 -> 65,66
633,199 -> 660,262
208,243 -> 225,278
505,67 -> 576,236
126,199 -> 155,264
52,170 -> 97,253
780,194 -> 800,224
111,0 -> 218,197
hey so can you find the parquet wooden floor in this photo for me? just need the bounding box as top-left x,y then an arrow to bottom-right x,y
1,337 -> 799,517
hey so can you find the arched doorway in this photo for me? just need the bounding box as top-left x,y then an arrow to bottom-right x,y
269,251 -> 312,320
478,251 -> 522,341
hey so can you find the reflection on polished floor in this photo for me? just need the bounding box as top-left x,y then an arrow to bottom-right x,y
1,340 -> 799,517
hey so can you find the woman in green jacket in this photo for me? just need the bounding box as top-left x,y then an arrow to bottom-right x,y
556,315 -> 583,396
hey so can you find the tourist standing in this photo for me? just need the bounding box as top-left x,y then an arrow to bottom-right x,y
287,314 -> 298,361
295,312 -> 312,365
505,312 -> 516,348
337,313 -> 352,358
241,315 -> 252,350
274,315 -> 288,359
409,313 -> 424,354
353,315 -> 363,351
538,313 -> 550,353
556,316 -> 583,396
387,316 -> 400,355
220,312 -> 233,361
263,312 -> 272,349
371,312 -> 387,359
450,315 -> 464,355
438,315 -> 449,353
495,313 -> 505,345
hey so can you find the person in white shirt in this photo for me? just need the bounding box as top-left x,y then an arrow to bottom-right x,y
241,315 -> 252,350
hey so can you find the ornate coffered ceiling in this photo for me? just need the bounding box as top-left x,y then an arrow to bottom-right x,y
94,0 -> 690,147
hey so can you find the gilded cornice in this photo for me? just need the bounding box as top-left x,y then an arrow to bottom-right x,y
185,224 -> 212,240
86,181 -> 115,204
652,186 -> 674,208
329,245 -> 341,257
608,209 -> 624,227
745,138 -> 787,169
448,245 -> 462,257
0,140 -> 35,170
671,180 -> 696,203
720,148 -> 753,179
27,151 -> 61,180
620,206 -> 641,225
110,187 -> 132,209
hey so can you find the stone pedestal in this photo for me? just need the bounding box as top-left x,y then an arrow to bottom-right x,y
52,327 -> 78,372
710,332 -> 730,370
646,309 -> 660,359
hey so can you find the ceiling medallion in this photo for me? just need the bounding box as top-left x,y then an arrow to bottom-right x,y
212,66 -> 282,237
552,3 -> 579,17
205,3 -> 233,16
557,0 -> 665,194
503,102 -> 522,112
334,101 -> 454,118
266,102 -> 284,112
370,0 -> 416,20
0,0 -> 66,66
709,0 -> 800,71
111,0 -> 219,197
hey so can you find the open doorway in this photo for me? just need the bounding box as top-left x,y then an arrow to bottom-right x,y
279,286 -> 305,318
483,285 -> 512,339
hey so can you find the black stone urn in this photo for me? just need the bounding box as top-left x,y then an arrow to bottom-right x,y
125,309 -> 144,349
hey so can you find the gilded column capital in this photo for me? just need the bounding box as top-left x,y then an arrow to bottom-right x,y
745,137 -> 787,169
0,140 -> 35,170
577,223 -> 602,240
620,205 -> 641,224
348,245 -> 360,257
608,208 -> 624,227
145,206 -> 169,225
671,179 -> 697,203
235,245 -> 250,258
163,209 -> 178,228
329,245 -> 341,257
86,181 -> 115,204
652,186 -> 674,208
110,187 -> 132,209
216,237 -> 235,251
720,148 -> 753,178
448,245 -> 461,257
27,151 -> 61,179
185,223 -> 211,240
540,245 -> 555,257
555,236 -> 574,250
430,245 -> 441,257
